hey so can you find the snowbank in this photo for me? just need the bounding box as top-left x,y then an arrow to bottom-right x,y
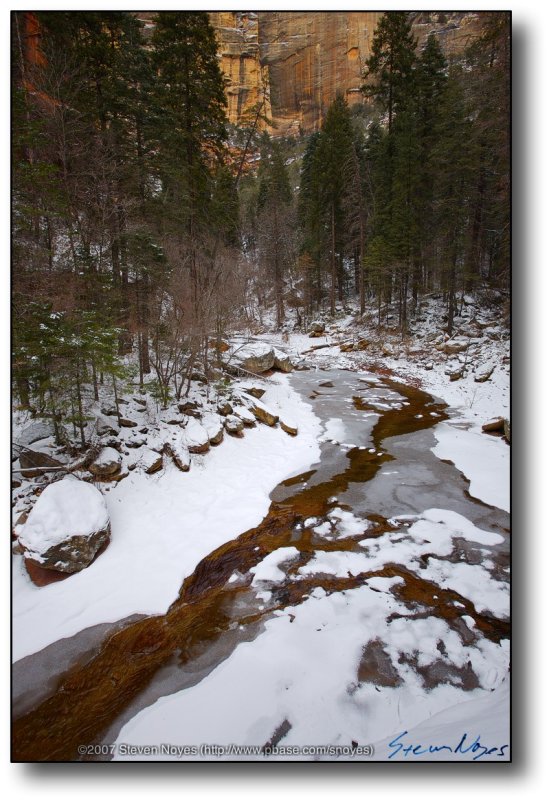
114,577 -> 509,761
12,374 -> 321,662
432,423 -> 510,512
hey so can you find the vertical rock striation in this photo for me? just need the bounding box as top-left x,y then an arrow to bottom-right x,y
208,11 -> 484,136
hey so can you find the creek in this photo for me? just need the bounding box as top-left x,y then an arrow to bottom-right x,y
12,368 -> 510,761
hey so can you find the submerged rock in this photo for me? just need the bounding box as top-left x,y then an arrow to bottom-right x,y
19,477 -> 111,583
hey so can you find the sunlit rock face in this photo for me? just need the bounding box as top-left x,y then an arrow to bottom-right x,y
208,11 -> 484,136
410,11 -> 485,57
210,11 -> 382,136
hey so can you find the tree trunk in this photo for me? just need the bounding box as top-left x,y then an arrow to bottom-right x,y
330,203 -> 336,316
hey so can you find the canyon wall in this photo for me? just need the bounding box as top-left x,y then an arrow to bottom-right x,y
209,11 -> 484,136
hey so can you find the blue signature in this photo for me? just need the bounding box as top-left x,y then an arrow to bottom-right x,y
388,731 -> 509,761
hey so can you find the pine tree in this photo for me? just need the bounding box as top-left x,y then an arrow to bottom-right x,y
342,129 -> 369,313
362,12 -> 417,133
298,132 -> 323,310
465,13 -> 510,288
431,67 -> 476,334
314,94 -> 355,314
257,137 -> 294,327
150,12 -> 227,241
413,34 -> 448,302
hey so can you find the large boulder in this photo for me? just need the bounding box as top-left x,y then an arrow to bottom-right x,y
19,477 -> 111,582
272,348 -> 294,373
14,421 -> 53,454
232,341 -> 275,374
95,414 -> 120,437
89,447 -> 122,478
18,449 -> 63,479
309,320 -> 325,337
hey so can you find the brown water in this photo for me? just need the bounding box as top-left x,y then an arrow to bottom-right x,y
12,369 -> 510,761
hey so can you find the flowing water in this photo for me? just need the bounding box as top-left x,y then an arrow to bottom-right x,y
12,369 -> 510,761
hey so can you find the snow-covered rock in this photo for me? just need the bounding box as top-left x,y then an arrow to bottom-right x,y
273,348 -> 293,373
232,341 -> 275,374
309,320 -> 325,337
18,449 -> 63,478
233,405 -> 257,427
129,448 -> 163,475
19,477 -> 110,578
182,418 -> 210,454
15,421 -> 54,454
95,414 -> 120,436
224,415 -> 244,437
89,447 -> 122,478
164,436 -> 191,471
246,397 -> 279,427
201,412 -> 224,445
217,401 -> 233,417
250,547 -> 300,585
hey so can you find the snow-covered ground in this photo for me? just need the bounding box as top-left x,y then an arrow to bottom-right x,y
12,294 -> 510,762
12,374 -> 321,661
113,504 -> 509,762
111,303 -> 509,762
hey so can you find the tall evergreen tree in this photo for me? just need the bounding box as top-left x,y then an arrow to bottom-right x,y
362,12 -> 417,132
257,137 -> 294,327
465,13 -> 510,288
314,94 -> 355,314
413,34 -> 448,302
431,66 -> 476,334
298,132 -> 323,310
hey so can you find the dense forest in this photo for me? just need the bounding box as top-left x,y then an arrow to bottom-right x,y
12,11 -> 510,448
